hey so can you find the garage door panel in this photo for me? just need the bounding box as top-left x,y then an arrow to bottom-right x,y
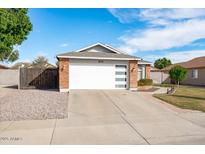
69,63 -> 115,89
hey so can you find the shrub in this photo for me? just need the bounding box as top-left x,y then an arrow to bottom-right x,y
169,65 -> 187,85
138,79 -> 153,86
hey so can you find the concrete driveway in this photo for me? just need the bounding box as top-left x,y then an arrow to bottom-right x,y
1,89 -> 205,144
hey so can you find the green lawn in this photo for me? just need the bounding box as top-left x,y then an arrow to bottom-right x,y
153,85 -> 205,112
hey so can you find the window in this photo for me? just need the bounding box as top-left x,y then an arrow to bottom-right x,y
116,65 -> 127,68
115,72 -> 127,75
138,67 -> 143,80
138,65 -> 145,80
115,78 -> 126,81
115,84 -> 127,88
192,69 -> 198,79
115,65 -> 127,89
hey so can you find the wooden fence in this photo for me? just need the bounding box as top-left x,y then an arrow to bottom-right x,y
19,68 -> 58,89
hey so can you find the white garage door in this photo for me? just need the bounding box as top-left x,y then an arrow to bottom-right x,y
69,60 -> 127,89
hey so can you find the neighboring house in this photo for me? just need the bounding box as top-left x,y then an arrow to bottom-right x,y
150,66 -> 170,84
57,43 -> 151,92
150,66 -> 159,72
0,64 -> 9,69
11,62 -> 56,69
162,56 -> 205,86
28,63 -> 56,68
11,62 -> 31,69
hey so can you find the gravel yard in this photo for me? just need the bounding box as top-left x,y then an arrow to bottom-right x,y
0,87 -> 68,122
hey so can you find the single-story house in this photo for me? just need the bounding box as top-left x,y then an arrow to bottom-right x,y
11,62 -> 56,69
162,56 -> 205,86
150,66 -> 160,72
27,63 -> 56,69
10,62 -> 31,69
57,43 -> 151,92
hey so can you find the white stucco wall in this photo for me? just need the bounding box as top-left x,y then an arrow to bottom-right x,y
150,71 -> 170,84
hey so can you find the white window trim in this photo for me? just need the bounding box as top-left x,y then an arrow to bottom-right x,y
138,65 -> 146,80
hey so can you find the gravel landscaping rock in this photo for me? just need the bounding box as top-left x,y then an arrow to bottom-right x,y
0,87 -> 68,122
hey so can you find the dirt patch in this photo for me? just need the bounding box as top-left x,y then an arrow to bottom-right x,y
137,87 -> 160,92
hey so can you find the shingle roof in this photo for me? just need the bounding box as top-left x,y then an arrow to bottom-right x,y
28,63 -> 56,68
150,66 -> 160,71
57,51 -> 140,60
163,56 -> 205,70
10,62 -> 31,69
138,59 -> 152,64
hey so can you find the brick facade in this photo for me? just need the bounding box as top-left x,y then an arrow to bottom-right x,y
145,64 -> 151,79
58,59 -> 149,91
129,60 -> 138,89
59,58 -> 69,91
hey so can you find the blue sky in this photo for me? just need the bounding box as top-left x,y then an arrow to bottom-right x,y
13,9 -> 205,65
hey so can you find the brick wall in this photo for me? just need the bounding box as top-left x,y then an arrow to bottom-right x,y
145,64 -> 151,79
129,60 -> 138,89
59,58 -> 69,90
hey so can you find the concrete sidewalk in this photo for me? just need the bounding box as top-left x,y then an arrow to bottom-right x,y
1,89 -> 205,144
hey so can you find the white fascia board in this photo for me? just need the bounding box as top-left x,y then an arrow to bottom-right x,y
104,44 -> 127,54
57,55 -> 140,61
138,61 -> 152,65
100,44 -> 122,54
74,43 -> 100,52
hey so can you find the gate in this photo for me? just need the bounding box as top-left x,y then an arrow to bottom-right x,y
19,68 -> 58,89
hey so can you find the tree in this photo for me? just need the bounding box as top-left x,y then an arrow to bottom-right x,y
169,65 -> 188,86
154,58 -> 172,69
0,9 -> 32,62
32,56 -> 49,68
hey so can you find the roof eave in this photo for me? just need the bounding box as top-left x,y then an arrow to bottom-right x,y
138,61 -> 152,65
57,55 -> 141,61
58,43 -> 124,55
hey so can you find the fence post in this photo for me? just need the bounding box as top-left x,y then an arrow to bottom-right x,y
18,67 -> 20,89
